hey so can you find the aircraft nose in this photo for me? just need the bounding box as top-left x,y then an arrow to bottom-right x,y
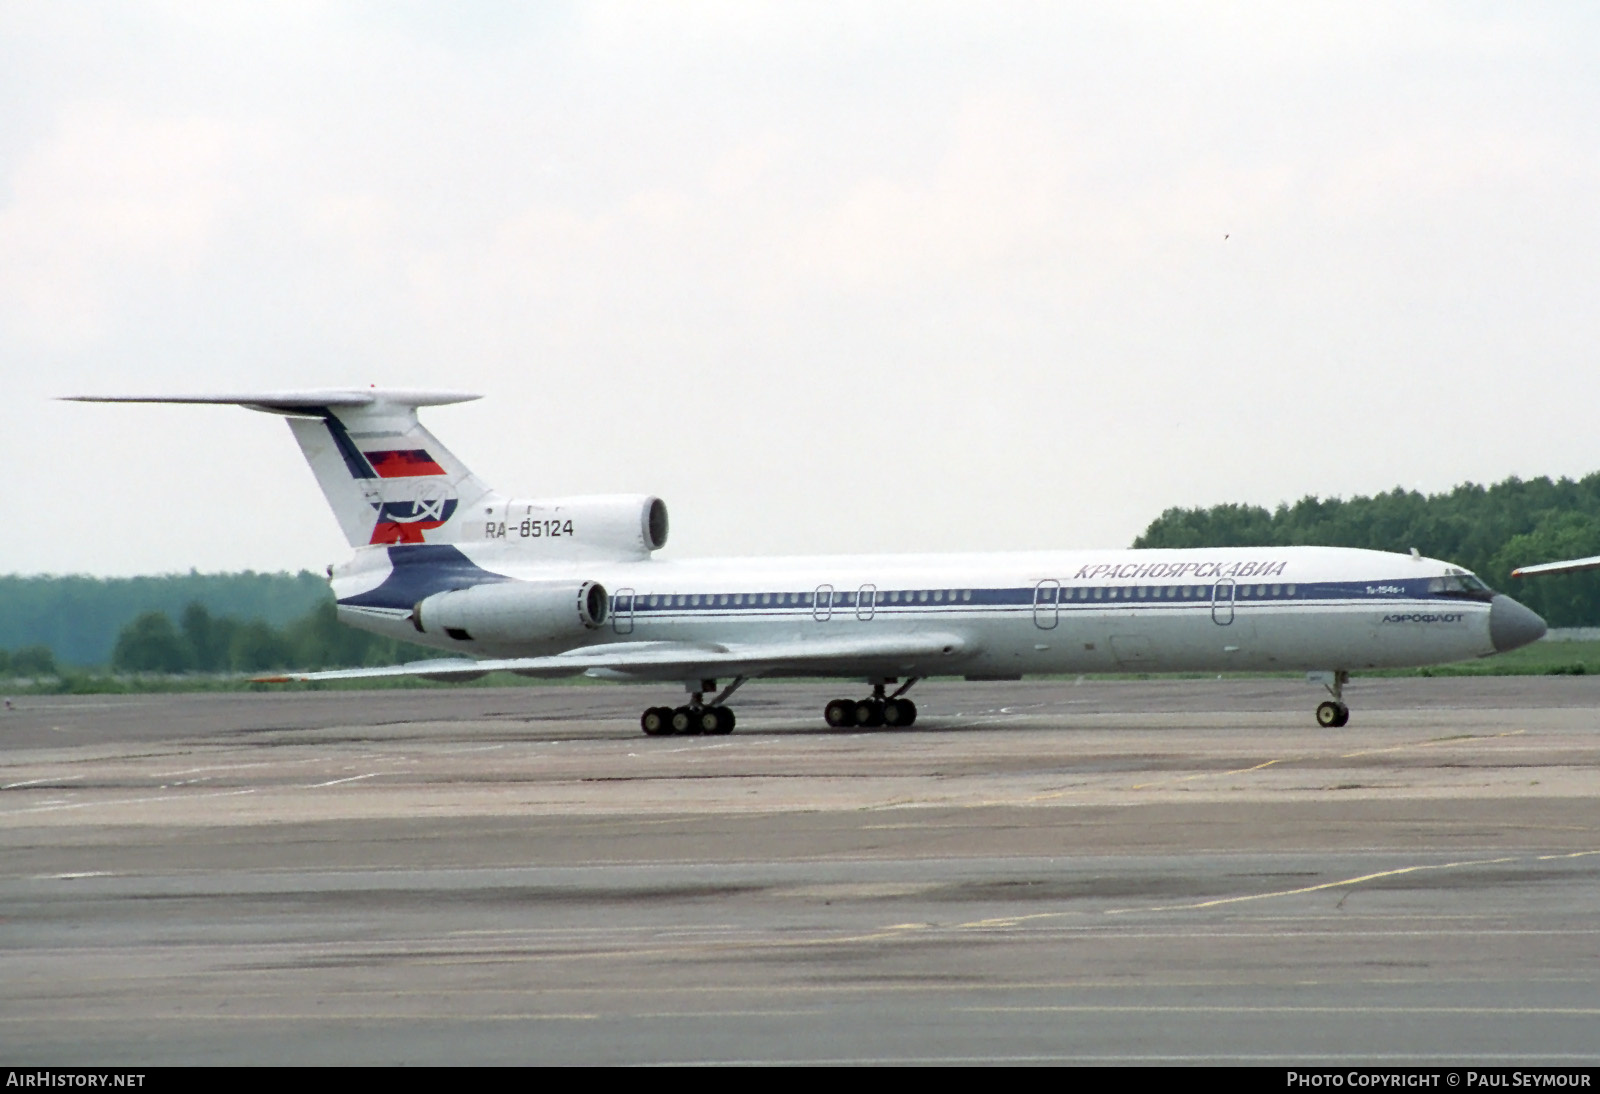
1490,594 -> 1547,653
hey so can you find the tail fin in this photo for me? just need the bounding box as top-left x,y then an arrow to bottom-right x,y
67,388 -> 496,547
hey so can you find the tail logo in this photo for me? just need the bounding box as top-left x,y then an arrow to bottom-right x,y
370,480 -> 459,544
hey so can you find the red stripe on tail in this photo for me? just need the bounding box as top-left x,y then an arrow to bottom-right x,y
364,450 -> 446,477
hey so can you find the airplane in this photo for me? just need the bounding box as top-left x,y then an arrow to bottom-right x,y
71,388 -> 1549,734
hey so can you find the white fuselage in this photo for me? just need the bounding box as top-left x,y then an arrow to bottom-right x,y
332,542 -> 1501,681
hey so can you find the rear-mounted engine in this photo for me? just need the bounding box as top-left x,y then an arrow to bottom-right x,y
411,580 -> 608,645
479,495 -> 668,558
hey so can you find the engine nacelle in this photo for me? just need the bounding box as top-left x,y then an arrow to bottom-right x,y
474,494 -> 668,559
413,580 -> 608,645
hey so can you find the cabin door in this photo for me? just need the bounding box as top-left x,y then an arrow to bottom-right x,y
1033,579 -> 1060,630
813,584 -> 834,622
1211,578 -> 1236,625
612,588 -> 635,634
856,584 -> 877,621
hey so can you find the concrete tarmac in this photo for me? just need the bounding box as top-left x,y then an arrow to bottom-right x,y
2,677 -> 1599,1064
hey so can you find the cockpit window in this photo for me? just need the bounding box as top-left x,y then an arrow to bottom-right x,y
1429,573 -> 1494,600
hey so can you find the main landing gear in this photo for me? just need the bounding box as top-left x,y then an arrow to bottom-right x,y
640,677 -> 744,737
1314,670 -> 1351,728
824,680 -> 919,729
637,677 -> 925,736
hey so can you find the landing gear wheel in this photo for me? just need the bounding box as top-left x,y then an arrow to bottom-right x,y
671,706 -> 699,735
1316,700 -> 1350,728
641,706 -> 673,736
883,698 -> 917,727
695,707 -> 722,734
853,698 -> 886,728
824,699 -> 856,728
711,707 -> 735,735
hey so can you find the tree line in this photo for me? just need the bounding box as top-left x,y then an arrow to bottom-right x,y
0,570 -> 331,667
0,645 -> 57,679
108,600 -> 432,675
1134,473 -> 1600,627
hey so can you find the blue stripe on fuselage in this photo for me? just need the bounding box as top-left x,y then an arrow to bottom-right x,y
618,577 -> 1491,612
338,545 -> 510,610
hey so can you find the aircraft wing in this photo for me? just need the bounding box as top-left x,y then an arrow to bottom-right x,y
254,632 -> 970,684
1511,555 -> 1600,578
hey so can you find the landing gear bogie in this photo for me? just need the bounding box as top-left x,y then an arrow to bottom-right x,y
639,678 -> 743,737
824,680 -> 919,730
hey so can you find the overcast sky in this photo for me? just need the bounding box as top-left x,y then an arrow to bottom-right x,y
5,2 -> 1599,576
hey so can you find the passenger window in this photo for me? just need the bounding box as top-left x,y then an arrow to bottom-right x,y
1286,584 -> 1296,595
962,590 -> 972,601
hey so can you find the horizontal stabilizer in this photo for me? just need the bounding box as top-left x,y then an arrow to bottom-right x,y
72,388 -> 492,548
256,633 -> 970,685
1511,555 -> 1600,578
65,389 -> 480,413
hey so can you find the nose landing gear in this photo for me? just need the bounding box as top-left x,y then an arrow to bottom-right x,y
1313,670 -> 1351,728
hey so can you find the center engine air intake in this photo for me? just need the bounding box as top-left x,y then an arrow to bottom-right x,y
486,495 -> 668,558
412,580 -> 608,644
